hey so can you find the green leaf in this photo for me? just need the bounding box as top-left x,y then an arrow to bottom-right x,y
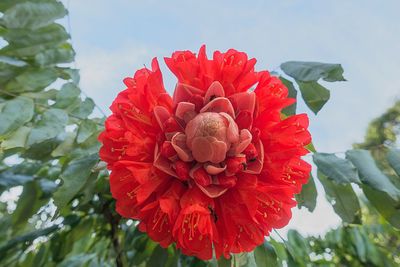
53,82 -> 80,109
349,227 -> 366,262
254,241 -> 279,267
1,24 -> 69,48
2,1 -> 67,30
57,68 -> 80,84
34,43 -> 75,66
281,61 -> 346,82
76,119 -> 97,144
51,132 -> 76,157
0,224 -> 59,255
1,126 -> 31,150
313,153 -> 361,184
12,181 -> 47,228
58,254 -> 96,267
286,230 -> 310,264
27,108 -> 68,146
53,153 -> 99,210
147,245 -> 169,267
70,98 -> 95,119
362,185 -> 400,228
346,149 -> 400,201
0,97 -> 34,137
0,171 -> 34,192
5,67 -> 58,93
217,257 -> 231,267
280,77 -> 297,116
297,81 -> 330,114
318,171 -> 361,223
387,148 -> 400,177
295,174 -> 317,212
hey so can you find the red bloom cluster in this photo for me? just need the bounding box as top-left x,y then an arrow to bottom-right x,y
99,46 -> 311,260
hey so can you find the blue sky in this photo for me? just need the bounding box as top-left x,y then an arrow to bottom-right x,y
63,0 -> 400,236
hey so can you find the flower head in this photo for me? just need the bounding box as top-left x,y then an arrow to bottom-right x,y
99,46 -> 311,259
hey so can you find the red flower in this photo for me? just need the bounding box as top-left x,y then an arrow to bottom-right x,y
99,46 -> 311,260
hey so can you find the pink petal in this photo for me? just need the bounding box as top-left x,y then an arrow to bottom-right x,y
171,132 -> 193,162
153,106 -> 170,131
228,129 -> 252,156
243,139 -> 264,174
175,102 -> 197,123
172,83 -> 203,107
204,162 -> 226,175
220,112 -> 239,143
229,91 -> 256,114
191,136 -> 214,163
204,81 -> 225,103
153,144 -> 177,177
196,184 -> 228,198
199,97 -> 235,118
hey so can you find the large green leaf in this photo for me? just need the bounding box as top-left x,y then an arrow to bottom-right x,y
34,43 -> 75,66
313,153 -> 360,184
76,119 -> 97,144
362,186 -> 400,229
1,126 -> 31,150
12,181 -> 47,228
1,24 -> 69,48
0,96 -> 34,136
147,245 -> 169,267
280,77 -> 297,116
387,148 -> 400,177
0,171 -> 34,192
70,98 -> 95,119
297,81 -> 330,114
1,1 -> 67,30
346,149 -> 400,201
281,61 -> 346,82
0,224 -> 60,255
5,67 -> 58,93
318,172 -> 361,223
53,153 -> 99,210
27,108 -> 68,146
254,241 -> 279,267
295,174 -> 317,212
53,82 -> 80,109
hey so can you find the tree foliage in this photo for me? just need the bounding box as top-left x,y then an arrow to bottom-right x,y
0,1 -> 399,266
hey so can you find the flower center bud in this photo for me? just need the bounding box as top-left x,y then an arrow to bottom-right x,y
185,112 -> 238,164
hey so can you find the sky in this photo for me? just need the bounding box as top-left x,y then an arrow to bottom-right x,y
62,0 -> 400,237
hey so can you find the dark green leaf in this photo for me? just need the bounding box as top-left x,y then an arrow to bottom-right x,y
281,61 -> 346,82
147,245 -> 169,267
0,97 -> 34,136
362,186 -> 400,228
346,149 -> 400,201
318,171 -> 361,223
27,108 -> 68,146
0,224 -> 59,255
387,148 -> 400,177
280,77 -> 297,116
254,241 -> 279,267
51,132 -> 76,157
12,181 -> 47,228
313,153 -> 360,184
0,171 -> 34,192
295,174 -> 317,212
53,153 -> 99,210
297,81 -> 330,114
2,1 -> 67,30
